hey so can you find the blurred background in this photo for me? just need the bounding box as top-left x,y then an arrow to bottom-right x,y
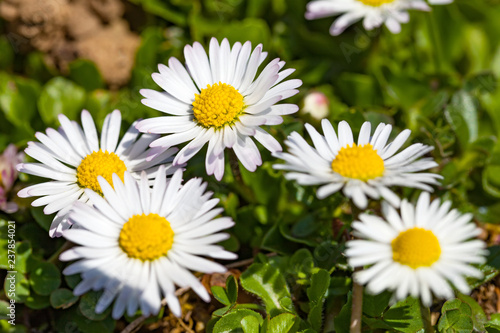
1,0 -> 500,331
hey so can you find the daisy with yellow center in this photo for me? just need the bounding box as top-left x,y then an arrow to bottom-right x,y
346,192 -> 487,305
274,120 -> 442,208
17,110 -> 180,237
137,38 -> 302,180
305,0 -> 430,36
59,167 -> 236,319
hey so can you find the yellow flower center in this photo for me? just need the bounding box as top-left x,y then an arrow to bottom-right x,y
391,228 -> 441,269
331,143 -> 384,181
358,0 -> 395,6
76,150 -> 127,195
119,213 -> 174,261
192,82 -> 245,128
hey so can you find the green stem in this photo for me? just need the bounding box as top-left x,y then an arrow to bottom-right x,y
426,12 -> 444,74
48,241 -> 73,264
419,299 -> 434,333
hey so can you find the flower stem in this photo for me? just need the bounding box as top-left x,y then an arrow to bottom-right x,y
419,299 -> 435,333
48,240 -> 73,264
350,278 -> 364,333
350,203 -> 363,333
426,12 -> 444,73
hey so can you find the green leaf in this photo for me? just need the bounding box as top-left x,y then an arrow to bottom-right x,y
50,288 -> 79,309
212,286 -> 232,306
227,275 -> 238,304
65,274 -> 82,289
213,309 -> 263,332
308,303 -> 324,332
69,60 -> 104,91
382,297 -> 424,333
56,307 -> 115,333
437,298 -> 474,332
241,263 -> 295,317
14,241 -> 32,274
0,73 -> 40,133
29,261 -> 61,296
483,151 -> 500,198
134,27 -> 164,70
131,0 -> 186,26
307,269 -> 330,302
438,299 -> 474,332
25,293 -> 50,310
456,293 -> 487,332
329,276 -> 352,296
362,291 -> 391,318
79,290 -> 111,321
334,292 -> 352,333
4,271 -> 30,303
212,275 -> 239,306
268,313 -> 297,333
241,315 -> 261,333
465,72 -> 498,94
444,90 -> 478,149
38,77 -> 86,126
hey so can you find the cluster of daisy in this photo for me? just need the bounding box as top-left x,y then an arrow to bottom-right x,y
16,36 -> 485,320
306,0 -> 452,36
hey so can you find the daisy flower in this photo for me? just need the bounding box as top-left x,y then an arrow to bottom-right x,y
137,37 -> 302,180
305,0 -> 430,36
345,192 -> 487,305
273,120 -> 441,208
428,0 -> 452,4
17,110 -> 179,237
59,167 -> 236,319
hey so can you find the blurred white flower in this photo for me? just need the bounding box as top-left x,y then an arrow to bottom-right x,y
305,0 -> 430,36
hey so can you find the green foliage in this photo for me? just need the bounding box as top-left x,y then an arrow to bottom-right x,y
1,0 -> 500,331
240,263 -> 295,317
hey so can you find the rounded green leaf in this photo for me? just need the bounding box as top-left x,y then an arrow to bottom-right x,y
37,77 -> 86,126
30,261 -> 61,296
79,291 -> 110,321
50,288 -> 79,309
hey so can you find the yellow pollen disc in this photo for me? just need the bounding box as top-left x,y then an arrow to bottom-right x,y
119,213 -> 174,261
358,0 -> 395,6
192,82 -> 245,128
331,143 -> 384,181
391,227 -> 441,269
76,150 -> 127,195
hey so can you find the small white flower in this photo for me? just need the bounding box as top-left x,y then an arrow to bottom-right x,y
346,192 -> 487,305
274,119 -> 441,208
302,91 -> 330,120
59,167 -> 236,319
17,110 -> 179,237
428,0 -> 452,4
137,37 -> 302,181
305,0 -> 430,36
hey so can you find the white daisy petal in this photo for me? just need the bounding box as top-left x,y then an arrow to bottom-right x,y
18,110 -> 179,237
275,119 -> 440,208
60,169 -> 235,319
137,39 -> 299,179
306,0 -> 430,36
346,192 -> 486,305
